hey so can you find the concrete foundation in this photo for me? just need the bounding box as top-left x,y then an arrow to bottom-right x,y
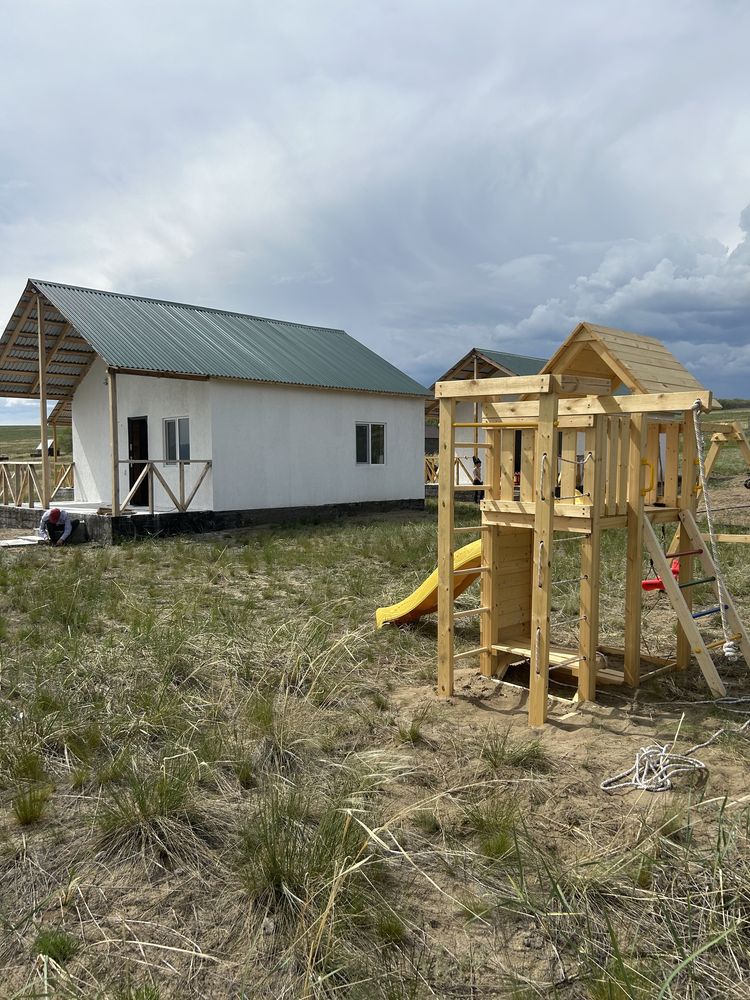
0,498 -> 425,544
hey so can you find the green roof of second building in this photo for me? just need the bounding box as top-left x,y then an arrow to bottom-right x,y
30,279 -> 429,397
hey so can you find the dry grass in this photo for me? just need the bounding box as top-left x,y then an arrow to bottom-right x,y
0,494 -> 749,998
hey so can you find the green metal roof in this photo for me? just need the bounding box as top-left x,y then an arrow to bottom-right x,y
30,279 -> 429,397
475,348 -> 546,376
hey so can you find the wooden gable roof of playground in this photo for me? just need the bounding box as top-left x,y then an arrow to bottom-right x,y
540,322 -> 707,396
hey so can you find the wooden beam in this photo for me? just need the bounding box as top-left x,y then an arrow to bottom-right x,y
624,413 -> 647,687
30,322 -> 72,392
676,412 -> 698,669
108,369 -> 120,516
0,295 -> 37,368
486,390 -> 712,420
36,296 -> 50,508
528,392 -> 558,726
437,398 -> 456,698
642,516 -> 726,697
435,373 -> 612,400
578,416 -> 605,703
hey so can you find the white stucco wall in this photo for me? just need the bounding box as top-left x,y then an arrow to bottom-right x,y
209,381 -> 424,511
72,358 -> 213,509
72,362 -> 424,512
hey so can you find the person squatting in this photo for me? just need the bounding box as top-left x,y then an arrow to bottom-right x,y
38,507 -> 79,546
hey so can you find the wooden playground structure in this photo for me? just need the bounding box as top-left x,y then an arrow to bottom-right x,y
434,323 -> 750,726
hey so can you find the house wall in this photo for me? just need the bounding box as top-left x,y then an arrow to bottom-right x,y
209,380 -> 424,511
72,361 -> 423,512
72,358 -> 213,509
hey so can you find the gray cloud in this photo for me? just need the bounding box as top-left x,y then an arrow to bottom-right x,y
1,0 -> 749,422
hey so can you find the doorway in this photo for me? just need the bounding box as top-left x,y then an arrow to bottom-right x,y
127,417 -> 149,506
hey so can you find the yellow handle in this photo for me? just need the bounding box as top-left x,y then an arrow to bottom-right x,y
641,459 -> 655,497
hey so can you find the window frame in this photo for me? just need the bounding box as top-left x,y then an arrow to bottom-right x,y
164,416 -> 191,464
355,421 -> 386,466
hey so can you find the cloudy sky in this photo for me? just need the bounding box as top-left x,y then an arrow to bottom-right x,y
1,0 -> 749,422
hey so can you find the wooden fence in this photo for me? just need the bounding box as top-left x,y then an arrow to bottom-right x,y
0,462 -> 74,507
118,459 -> 212,513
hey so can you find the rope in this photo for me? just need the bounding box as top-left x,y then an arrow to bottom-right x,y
537,540 -> 544,588
539,452 -> 548,501
601,717 -> 750,793
692,401 -> 737,661
558,451 -> 593,465
534,626 -> 541,676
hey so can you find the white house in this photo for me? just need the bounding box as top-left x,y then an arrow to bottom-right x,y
0,280 -> 428,535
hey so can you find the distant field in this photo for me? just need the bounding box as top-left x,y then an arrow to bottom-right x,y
0,424 -> 72,459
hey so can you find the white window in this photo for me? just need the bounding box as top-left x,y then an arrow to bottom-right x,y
356,422 -> 385,465
164,417 -> 190,463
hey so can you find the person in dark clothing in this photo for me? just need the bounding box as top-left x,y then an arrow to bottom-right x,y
38,507 -> 79,546
472,455 -> 484,504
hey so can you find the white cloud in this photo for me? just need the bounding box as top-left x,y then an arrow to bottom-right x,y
1,0 -> 750,416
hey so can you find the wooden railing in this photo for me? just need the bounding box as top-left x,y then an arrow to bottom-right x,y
425,455 -> 474,485
0,462 -> 74,507
117,459 -> 212,513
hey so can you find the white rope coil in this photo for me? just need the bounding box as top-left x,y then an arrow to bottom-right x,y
601,718 -> 749,793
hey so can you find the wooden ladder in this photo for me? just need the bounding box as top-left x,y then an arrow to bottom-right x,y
642,511 -> 750,697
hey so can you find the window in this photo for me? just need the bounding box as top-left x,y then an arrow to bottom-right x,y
355,422 -> 385,465
164,417 -> 190,463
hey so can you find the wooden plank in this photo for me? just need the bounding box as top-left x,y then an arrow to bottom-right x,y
30,322 -> 71,393
582,426 -> 595,502
183,461 -> 212,509
436,374 -> 552,398
150,464 -> 184,511
624,414 -> 647,686
499,430 -> 514,500
437,398 -> 456,698
528,392 -> 557,726
481,427 -> 500,678
578,417 -> 606,703
559,430 -> 576,502
676,412 -> 698,668
644,422 -> 659,504
616,415 -> 630,515
663,422 -> 680,507
487,390 -> 712,420
108,369 -> 120,516
36,296 -> 50,509
0,295 -> 36,368
483,499 -> 590,517
716,534 -> 750,544
605,416 -> 619,516
642,516 -> 726,697
520,429 -> 534,501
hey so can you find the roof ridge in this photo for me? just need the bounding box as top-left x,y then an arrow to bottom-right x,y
476,347 -> 547,362
30,278 -> 347,336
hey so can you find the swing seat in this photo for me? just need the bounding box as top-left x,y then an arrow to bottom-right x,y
642,558 -> 680,592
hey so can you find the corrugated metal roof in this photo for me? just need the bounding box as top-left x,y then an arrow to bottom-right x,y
475,348 -> 547,376
30,279 -> 429,397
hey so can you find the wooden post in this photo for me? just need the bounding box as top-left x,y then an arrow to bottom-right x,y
437,398 -> 456,698
36,295 -> 50,509
108,369 -> 120,516
676,411 -> 698,669
624,413 -> 648,686
529,392 -> 557,727
481,423 -> 500,678
578,416 -> 605,702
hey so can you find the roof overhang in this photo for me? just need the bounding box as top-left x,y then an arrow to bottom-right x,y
0,280 -> 98,404
425,347 -> 524,416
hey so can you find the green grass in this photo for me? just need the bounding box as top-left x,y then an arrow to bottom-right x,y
0,423 -> 72,459
0,501 -> 748,997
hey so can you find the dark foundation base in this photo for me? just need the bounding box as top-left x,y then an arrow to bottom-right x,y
0,498 -> 425,545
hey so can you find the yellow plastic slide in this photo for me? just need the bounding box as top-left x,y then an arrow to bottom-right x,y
375,539 -> 482,628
